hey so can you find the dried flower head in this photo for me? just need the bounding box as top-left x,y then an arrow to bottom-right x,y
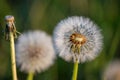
5,15 -> 14,22
53,16 -> 103,63
4,15 -> 17,40
103,60 -> 120,80
16,31 -> 55,73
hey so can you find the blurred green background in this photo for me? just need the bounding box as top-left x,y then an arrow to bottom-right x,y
0,0 -> 120,80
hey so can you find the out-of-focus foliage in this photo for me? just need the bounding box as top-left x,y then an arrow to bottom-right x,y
0,0 -> 120,80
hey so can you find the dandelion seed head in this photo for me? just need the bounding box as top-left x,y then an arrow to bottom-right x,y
16,31 -> 55,73
53,16 -> 103,63
103,60 -> 120,80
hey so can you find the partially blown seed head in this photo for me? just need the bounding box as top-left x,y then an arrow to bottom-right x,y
16,30 -> 56,73
5,15 -> 14,22
53,16 -> 103,63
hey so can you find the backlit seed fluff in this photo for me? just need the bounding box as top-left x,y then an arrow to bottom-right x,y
53,16 -> 103,63
103,60 -> 120,80
16,31 -> 55,73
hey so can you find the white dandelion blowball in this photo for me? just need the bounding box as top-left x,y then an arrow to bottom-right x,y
16,30 -> 56,73
103,60 -> 120,80
53,16 -> 103,63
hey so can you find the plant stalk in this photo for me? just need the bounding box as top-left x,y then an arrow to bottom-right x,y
72,60 -> 79,80
27,72 -> 34,80
10,32 -> 18,80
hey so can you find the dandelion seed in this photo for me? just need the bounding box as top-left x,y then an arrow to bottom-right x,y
53,16 -> 103,63
16,30 -> 55,73
103,60 -> 120,80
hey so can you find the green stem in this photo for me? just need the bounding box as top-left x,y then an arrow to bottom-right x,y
10,32 -> 17,80
27,72 -> 34,80
72,60 -> 79,80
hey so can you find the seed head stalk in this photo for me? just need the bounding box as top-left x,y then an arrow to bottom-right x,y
72,60 -> 79,80
10,32 -> 18,80
27,72 -> 34,80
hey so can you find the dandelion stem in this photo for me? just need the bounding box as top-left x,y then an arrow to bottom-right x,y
27,72 -> 34,80
10,32 -> 18,80
72,60 -> 79,80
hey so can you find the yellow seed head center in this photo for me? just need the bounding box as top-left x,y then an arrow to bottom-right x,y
70,33 -> 86,45
69,33 -> 86,53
